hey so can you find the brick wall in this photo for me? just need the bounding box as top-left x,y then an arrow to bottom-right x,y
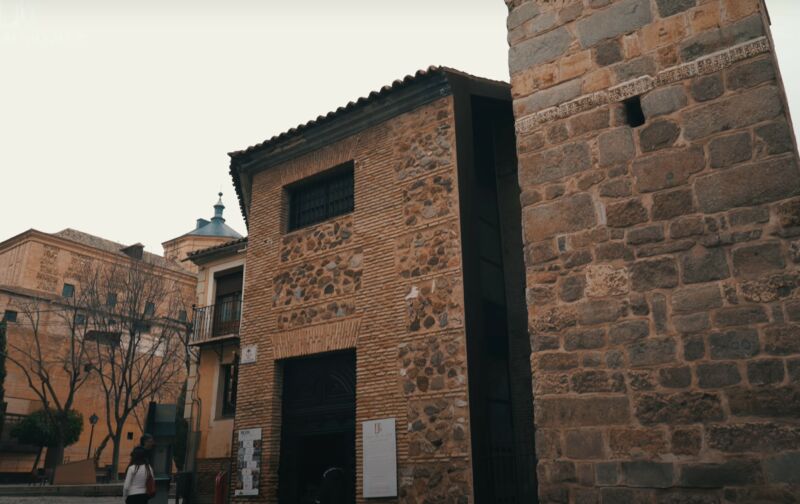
504,0 -> 800,502
232,96 -> 475,503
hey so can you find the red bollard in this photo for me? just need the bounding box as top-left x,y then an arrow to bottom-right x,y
214,471 -> 228,504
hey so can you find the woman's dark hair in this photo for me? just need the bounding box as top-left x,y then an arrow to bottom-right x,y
130,446 -> 148,467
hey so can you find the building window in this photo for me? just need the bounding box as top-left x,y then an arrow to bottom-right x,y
288,163 -> 354,231
74,313 -> 86,325
127,432 -> 134,441
86,330 -> 121,347
3,310 -> 17,322
106,293 -> 117,308
144,301 -> 155,317
220,362 -> 238,417
134,322 -> 151,334
178,310 -> 187,322
62,283 -> 75,298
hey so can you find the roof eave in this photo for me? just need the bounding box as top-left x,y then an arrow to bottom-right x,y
228,67 -> 458,225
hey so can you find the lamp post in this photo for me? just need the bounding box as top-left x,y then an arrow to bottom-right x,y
87,413 -> 99,459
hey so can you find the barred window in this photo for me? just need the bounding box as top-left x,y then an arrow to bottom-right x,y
288,163 -> 354,231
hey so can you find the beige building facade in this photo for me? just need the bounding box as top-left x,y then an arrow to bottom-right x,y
0,228 -> 196,477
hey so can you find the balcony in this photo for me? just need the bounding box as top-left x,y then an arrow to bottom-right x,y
191,295 -> 241,345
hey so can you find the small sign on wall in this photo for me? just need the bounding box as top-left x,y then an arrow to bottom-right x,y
240,344 -> 257,364
362,418 -> 397,498
235,428 -> 262,496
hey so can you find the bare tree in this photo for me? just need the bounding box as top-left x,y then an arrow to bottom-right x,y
0,281 -> 95,472
83,258 -> 189,478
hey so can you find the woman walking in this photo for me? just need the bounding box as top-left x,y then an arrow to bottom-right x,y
123,446 -> 154,504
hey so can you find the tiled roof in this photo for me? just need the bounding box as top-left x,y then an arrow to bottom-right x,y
227,66 -> 508,224
53,228 -> 192,275
186,236 -> 248,261
228,66 -> 504,159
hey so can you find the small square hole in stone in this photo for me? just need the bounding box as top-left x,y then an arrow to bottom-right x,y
623,96 -> 646,128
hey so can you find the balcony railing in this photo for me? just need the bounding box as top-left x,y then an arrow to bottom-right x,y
191,296 -> 241,345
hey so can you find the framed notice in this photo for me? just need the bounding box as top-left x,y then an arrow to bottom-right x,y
240,344 -> 257,364
235,428 -> 262,496
362,418 -> 397,498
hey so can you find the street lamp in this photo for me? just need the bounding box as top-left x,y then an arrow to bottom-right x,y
87,413 -> 99,459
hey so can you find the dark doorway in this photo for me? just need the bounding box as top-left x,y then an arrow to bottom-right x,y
454,91 -> 537,503
278,351 -> 356,504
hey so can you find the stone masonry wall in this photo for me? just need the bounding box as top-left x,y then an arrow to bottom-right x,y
232,96 -> 474,503
505,0 -> 800,502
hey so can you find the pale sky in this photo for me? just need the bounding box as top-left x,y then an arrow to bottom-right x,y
1,0 -> 798,253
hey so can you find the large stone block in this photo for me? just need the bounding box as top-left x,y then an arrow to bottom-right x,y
680,14 -> 765,61
523,193 -> 598,242
652,188 -> 694,220
628,338 -> 677,367
636,392 -> 724,425
697,362 -> 742,388
598,127 -> 635,168
564,328 -> 606,351
639,120 -> 680,153
621,461 -> 674,488
728,386 -> 800,418
576,0 -> 652,48
708,328 -> 760,359
679,247 -> 730,284
655,0 -> 695,18
679,460 -> 763,487
726,56 -> 776,91
519,142 -> 591,187
633,147 -> 705,193
641,86 -> 688,119
713,305 -> 768,327
577,299 -> 625,325
609,429 -> 668,457
606,198 -> 648,228
672,284 -> 722,314
515,78 -> 583,114
755,121 -> 794,156
565,430 -> 606,459
707,423 -> 800,453
571,370 -> 626,393
683,86 -> 783,140
585,265 -> 629,297
536,396 -> 631,427
630,257 -> 679,291
708,132 -> 752,169
510,26 -> 573,74
732,242 -> 785,280
764,325 -> 800,355
747,359 -> 786,386
764,452 -> 800,484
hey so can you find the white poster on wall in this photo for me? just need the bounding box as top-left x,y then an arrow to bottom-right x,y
235,428 -> 262,496
362,418 -> 397,498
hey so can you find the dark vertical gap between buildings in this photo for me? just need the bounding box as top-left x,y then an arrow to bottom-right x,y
453,83 -> 537,503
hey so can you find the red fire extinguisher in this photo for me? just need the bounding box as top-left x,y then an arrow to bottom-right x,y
214,471 -> 228,504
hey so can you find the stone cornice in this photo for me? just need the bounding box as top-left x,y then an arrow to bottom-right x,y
515,36 -> 771,134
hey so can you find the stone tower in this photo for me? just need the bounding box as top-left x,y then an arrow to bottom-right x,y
503,0 -> 800,501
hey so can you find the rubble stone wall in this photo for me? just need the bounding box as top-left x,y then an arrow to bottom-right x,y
504,0 -> 800,502
233,96 -> 474,503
